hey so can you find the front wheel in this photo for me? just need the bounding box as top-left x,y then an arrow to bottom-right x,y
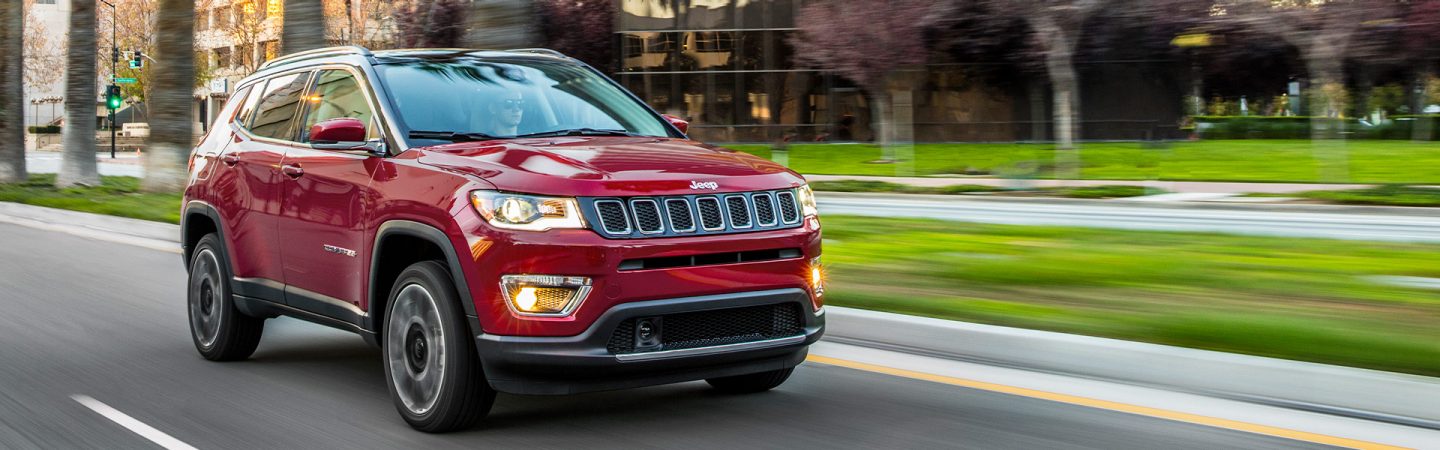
706,367 -> 795,394
188,233 -> 265,361
382,261 -> 495,433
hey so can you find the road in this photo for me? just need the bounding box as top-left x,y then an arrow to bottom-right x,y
818,193 -> 1440,243
0,222 -> 1423,449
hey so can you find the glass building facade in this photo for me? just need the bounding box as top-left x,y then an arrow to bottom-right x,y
614,0 -> 1182,143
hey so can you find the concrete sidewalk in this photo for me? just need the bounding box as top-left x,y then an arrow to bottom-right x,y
803,174 -> 1374,194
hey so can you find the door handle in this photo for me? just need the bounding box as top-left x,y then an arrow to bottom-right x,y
281,164 -> 304,178
220,154 -> 239,166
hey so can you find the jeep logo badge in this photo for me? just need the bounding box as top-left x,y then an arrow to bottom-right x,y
689,181 -> 719,190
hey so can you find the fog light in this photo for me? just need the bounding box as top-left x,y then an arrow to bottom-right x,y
809,256 -> 825,297
500,275 -> 592,316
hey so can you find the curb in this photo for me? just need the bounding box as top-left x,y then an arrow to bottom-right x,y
4,201 -> 1436,428
824,306 -> 1440,429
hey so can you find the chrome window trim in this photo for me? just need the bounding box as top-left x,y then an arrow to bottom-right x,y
664,198 -> 698,233
628,198 -> 665,234
593,199 -> 632,235
695,196 -> 726,231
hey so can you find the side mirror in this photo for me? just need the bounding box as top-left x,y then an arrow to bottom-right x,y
310,117 -> 385,156
663,114 -> 689,135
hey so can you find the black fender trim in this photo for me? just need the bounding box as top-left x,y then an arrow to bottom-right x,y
180,200 -> 224,268
367,220 -> 481,336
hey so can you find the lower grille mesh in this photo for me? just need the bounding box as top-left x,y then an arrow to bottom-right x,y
606,303 -> 804,355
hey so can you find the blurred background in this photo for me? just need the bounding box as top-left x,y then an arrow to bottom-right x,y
3,0 -> 1438,377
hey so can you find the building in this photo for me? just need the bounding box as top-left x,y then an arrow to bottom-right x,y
612,0 -> 1183,143
24,0 -> 70,128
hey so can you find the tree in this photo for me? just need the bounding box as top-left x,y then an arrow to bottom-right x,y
791,0 -> 947,161
142,0 -> 196,192
0,0 -> 26,183
59,0 -> 100,187
396,0 -> 467,48
461,0 -> 538,49
225,0 -> 279,73
283,0 -> 325,54
537,0 -> 615,72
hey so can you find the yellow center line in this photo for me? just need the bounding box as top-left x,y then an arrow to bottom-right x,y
806,355 -> 1409,450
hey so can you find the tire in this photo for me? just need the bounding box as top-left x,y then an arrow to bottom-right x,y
382,261 -> 495,433
706,368 -> 795,394
188,233 -> 265,361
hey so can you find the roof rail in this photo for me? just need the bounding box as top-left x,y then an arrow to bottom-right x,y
260,45 -> 374,70
505,48 -> 567,58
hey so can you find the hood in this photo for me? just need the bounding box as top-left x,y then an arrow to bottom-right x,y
414,137 -> 805,197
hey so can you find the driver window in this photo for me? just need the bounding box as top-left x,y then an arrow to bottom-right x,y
300,69 -> 376,143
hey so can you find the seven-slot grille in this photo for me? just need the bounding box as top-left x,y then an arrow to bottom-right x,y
583,189 -> 804,239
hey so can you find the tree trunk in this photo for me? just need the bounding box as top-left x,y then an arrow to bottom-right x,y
1414,60 -> 1434,142
142,0 -> 195,193
59,0 -> 99,187
1045,50 -> 1080,179
869,93 -> 893,162
461,0 -> 538,49
283,0 -> 326,55
1303,39 -> 1349,183
0,0 -> 25,183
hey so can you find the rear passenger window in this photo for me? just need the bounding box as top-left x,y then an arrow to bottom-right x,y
248,72 -> 311,141
232,83 -> 264,127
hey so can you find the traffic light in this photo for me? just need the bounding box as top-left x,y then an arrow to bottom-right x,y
129,50 -> 143,69
106,85 -> 122,110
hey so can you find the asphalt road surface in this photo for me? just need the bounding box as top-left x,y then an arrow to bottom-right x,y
818,193 -> 1440,243
0,222 -> 1335,449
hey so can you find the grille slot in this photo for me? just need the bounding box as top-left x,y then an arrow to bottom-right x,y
594,200 -> 630,234
725,195 -> 752,229
665,198 -> 696,232
776,191 -> 800,224
696,197 -> 725,230
606,303 -> 805,355
753,193 -> 777,226
630,199 -> 664,234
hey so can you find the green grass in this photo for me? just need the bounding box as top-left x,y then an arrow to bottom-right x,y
0,174 -> 182,223
1290,185 -> 1440,207
810,179 -> 1155,198
738,140 -> 1440,183
819,215 -> 1440,376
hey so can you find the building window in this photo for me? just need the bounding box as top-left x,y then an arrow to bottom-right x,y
213,47 -> 231,69
262,41 -> 279,63
692,32 -> 735,53
214,8 -> 230,29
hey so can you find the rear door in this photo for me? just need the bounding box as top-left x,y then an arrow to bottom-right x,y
277,68 -> 384,322
211,72 -> 312,300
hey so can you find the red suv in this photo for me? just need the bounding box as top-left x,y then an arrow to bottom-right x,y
180,47 -> 824,432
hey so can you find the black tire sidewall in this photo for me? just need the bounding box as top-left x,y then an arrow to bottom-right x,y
188,233 -> 261,360
381,261 -> 491,432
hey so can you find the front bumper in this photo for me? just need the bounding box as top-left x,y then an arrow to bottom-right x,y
474,288 -> 824,395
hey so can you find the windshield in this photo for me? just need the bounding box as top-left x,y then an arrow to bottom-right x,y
376,56 -> 672,146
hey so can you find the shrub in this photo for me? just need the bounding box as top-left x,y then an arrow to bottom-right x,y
27,125 -> 61,134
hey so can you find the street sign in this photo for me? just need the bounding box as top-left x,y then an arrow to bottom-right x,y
208,78 -> 229,93
113,77 -> 137,84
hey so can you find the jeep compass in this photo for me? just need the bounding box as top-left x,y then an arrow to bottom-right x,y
181,46 -> 824,432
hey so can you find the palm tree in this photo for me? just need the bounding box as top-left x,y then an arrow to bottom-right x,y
141,0 -> 195,192
59,0 -> 99,187
0,0 -> 27,183
283,0 -> 325,54
461,0 -> 538,49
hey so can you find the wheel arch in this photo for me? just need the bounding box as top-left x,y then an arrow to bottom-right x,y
181,201 -> 225,269
367,220 -> 480,340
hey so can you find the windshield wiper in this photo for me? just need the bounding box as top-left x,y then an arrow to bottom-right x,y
513,128 -> 641,138
408,130 -> 502,142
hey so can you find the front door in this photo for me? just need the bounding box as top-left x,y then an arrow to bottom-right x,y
278,68 -> 383,323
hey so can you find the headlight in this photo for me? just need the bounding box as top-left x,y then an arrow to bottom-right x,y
471,191 -> 585,231
797,184 -> 819,217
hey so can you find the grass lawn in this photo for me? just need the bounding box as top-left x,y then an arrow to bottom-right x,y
0,174 -> 182,223
1267,185 -> 1440,207
820,215 -> 1440,376
732,140 -> 1440,184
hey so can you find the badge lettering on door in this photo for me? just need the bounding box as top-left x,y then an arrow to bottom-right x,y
689,181 -> 719,190
323,244 -> 357,257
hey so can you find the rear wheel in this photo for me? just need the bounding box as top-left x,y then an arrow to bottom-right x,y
382,261 -> 495,433
188,233 -> 265,361
706,367 -> 795,394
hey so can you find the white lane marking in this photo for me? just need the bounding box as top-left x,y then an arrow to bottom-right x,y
71,395 -> 199,450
